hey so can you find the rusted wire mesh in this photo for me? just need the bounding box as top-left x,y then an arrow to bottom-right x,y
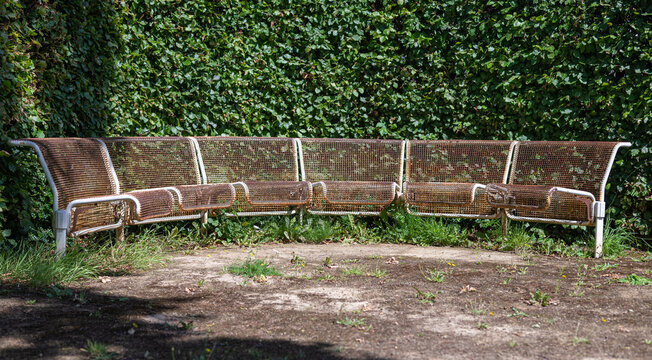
406,140 -> 514,183
21,138 -> 119,233
301,138 -> 403,182
509,141 -> 619,200
127,189 -> 175,220
243,181 -> 310,205
487,184 -> 554,210
102,137 -> 202,219
487,184 -> 591,223
301,138 -> 403,213
309,181 -> 396,213
404,140 -> 514,217
176,184 -> 235,211
195,137 -> 298,182
195,137 -> 303,213
405,182 -> 477,206
102,137 -> 200,190
502,141 -> 619,224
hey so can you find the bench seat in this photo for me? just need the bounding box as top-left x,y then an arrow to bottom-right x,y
175,184 -> 236,212
233,181 -> 311,206
123,189 -> 176,220
313,181 -> 398,205
487,184 -> 593,224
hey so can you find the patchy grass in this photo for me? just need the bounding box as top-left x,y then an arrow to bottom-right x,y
341,265 -> 365,276
599,218 -> 637,258
591,263 -> 619,272
367,268 -> 387,279
506,307 -> 529,318
414,287 -> 438,304
618,274 -> 651,286
336,317 -> 365,327
226,259 -> 281,278
303,218 -> 340,243
0,230 -> 168,287
81,340 -> 117,359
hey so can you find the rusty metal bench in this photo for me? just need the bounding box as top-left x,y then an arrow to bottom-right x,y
192,137 -> 310,216
486,141 -> 631,257
10,137 -> 631,258
298,138 -> 404,215
404,140 -> 516,219
7,138 -> 197,256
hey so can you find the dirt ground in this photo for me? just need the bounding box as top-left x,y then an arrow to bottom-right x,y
1,243 -> 651,359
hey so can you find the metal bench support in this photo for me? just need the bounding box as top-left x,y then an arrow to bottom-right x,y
594,201 -> 606,258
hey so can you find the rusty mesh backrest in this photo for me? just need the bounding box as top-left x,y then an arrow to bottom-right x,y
101,137 -> 201,192
406,140 -> 514,184
300,138 -> 404,183
195,137 -> 298,183
23,138 -> 115,210
509,141 -> 620,201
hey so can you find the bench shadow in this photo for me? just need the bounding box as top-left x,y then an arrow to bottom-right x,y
0,283 -> 389,360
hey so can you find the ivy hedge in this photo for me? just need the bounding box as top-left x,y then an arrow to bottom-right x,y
1,0 -> 650,248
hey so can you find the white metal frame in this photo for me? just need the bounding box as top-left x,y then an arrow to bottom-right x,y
502,142 -> 631,258
299,139 -> 406,216
403,140 -> 518,219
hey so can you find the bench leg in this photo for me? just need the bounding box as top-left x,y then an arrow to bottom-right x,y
116,224 -> 125,242
501,210 -> 508,237
53,210 -> 70,259
594,201 -> 606,258
299,206 -> 304,225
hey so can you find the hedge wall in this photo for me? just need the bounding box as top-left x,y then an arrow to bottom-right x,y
1,0 -> 650,247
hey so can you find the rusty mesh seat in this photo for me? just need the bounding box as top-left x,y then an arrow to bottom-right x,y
488,141 -> 628,226
100,137 -> 233,221
404,140 -> 516,218
299,138 -> 404,215
193,137 -> 309,215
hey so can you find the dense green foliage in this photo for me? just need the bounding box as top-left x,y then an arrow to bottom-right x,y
1,0 -> 650,248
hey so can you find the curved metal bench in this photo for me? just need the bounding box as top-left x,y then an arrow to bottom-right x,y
486,141 -> 631,257
10,137 -> 631,258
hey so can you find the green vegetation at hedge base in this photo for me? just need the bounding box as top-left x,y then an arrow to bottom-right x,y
1,0 -> 650,249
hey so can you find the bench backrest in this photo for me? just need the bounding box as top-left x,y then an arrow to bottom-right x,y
299,138 -> 404,183
14,138 -> 116,211
193,137 -> 299,183
101,137 -> 201,192
406,140 -> 516,184
509,141 -> 623,202
11,138 -> 118,233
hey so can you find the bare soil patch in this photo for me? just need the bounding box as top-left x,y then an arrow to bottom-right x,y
1,244 -> 651,359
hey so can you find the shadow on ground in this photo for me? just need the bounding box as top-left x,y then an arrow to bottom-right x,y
0,283 -> 384,360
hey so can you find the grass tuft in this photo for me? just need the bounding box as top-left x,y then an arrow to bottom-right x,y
226,259 -> 281,278
618,274 -> 651,286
